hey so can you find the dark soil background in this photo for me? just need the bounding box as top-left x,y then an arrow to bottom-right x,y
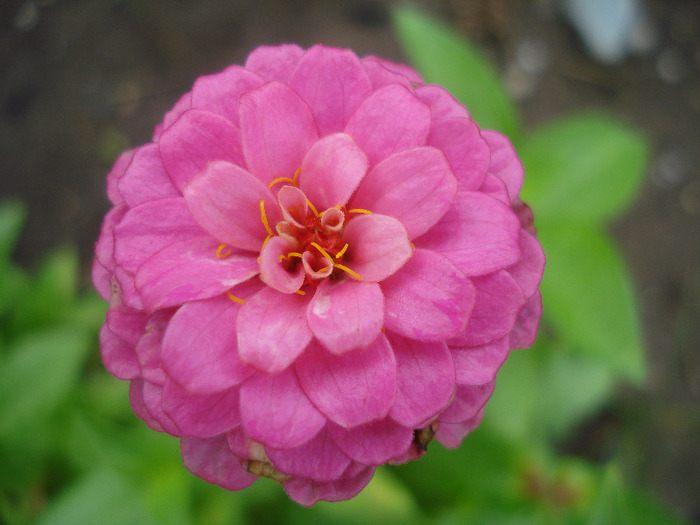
1,0 -> 698,521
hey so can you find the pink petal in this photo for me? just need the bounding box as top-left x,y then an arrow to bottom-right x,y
106,148 -> 134,205
434,407 -> 486,449
162,295 -> 255,394
106,300 -> 147,346
141,381 -> 181,436
478,172 -> 511,204
135,309 -> 173,386
136,237 -> 259,311
509,291 -> 543,350
258,236 -> 305,293
95,204 -> 127,273
350,147 -> 457,239
153,92 -> 192,141
162,378 -> 242,438
345,84 -> 431,166
244,44 -> 304,82
266,426 -> 351,482
449,270 -> 526,347
415,85 -> 469,119
191,65 -> 264,124
183,160 -> 281,251
296,337 -> 396,428
239,367 -> 326,449
239,81 -> 318,186
328,417 -> 413,465
129,380 -> 167,433
91,259 -> 111,301
388,334 -> 455,427
415,191 -> 521,276
438,381 -> 495,424
341,214 -> 412,282
159,109 -> 245,191
361,56 -> 422,88
99,323 -> 140,380
507,230 -> 546,298
426,117 -> 490,192
237,287 -> 313,374
298,133 -> 369,210
483,130 -> 523,202
290,45 -> 373,135
450,336 -> 511,386
117,144 -> 179,207
181,435 -> 258,491
381,249 -> 475,341
113,267 -> 143,311
307,280 -> 384,355
282,466 -> 375,507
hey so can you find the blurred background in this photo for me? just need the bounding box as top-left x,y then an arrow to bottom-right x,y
1,0 -> 698,523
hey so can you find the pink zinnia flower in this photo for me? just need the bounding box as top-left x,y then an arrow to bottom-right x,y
93,44 -> 544,505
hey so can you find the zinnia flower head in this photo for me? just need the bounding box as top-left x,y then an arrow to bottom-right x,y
93,44 -> 544,505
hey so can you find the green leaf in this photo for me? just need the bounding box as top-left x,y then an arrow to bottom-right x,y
0,200 -> 27,263
537,220 -> 646,384
392,6 -> 519,137
520,112 -> 648,223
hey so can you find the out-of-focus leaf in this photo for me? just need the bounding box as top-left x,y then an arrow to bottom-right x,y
0,200 -> 27,263
392,6 -> 520,137
537,219 -> 646,384
520,112 -> 648,223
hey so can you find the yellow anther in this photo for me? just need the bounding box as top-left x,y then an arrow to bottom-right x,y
260,200 -> 273,236
348,208 -> 372,214
268,176 -> 295,189
310,242 -> 334,264
335,243 -> 349,259
280,252 -> 303,262
216,244 -> 232,258
295,289 -> 306,296
381,326 -> 386,333
292,167 -> 301,186
226,292 -> 246,304
306,199 -> 320,218
333,263 -> 362,281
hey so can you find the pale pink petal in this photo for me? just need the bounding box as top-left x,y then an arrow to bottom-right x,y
290,45 -> 373,135
509,291 -> 542,350
266,426 -> 351,482
162,378 -> 242,438
307,280 -> 384,355
239,82 -> 318,186
507,230 -> 546,298
159,109 -> 245,191
183,160 -> 281,251
135,309 -> 173,386
191,65 -> 264,124
449,270 -> 526,347
162,295 -> 255,394
427,118 -> 490,192
237,287 -> 313,373
328,418 -> 413,465
298,133 -> 369,210
136,237 -> 259,311
388,334 -> 455,427
239,367 -> 325,449
450,336 -> 510,386
345,84 -> 431,166
244,44 -> 304,82
106,148 -> 134,205
415,192 -> 521,276
277,185 -> 308,228
415,84 -> 469,119
341,214 -> 412,282
99,324 -> 140,380
296,337 -> 396,428
282,466 -> 375,507
361,56 -> 422,88
382,249 -> 475,341
438,381 -> 495,424
258,236 -> 305,293
434,407 -> 486,449
153,92 -> 192,140
181,435 -> 258,491
117,144 -> 179,207
350,147 -> 457,239
483,130 -> 523,202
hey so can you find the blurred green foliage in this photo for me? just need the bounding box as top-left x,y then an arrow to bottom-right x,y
0,7 -> 689,525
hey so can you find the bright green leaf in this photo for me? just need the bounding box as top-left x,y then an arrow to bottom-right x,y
520,112 -> 648,223
392,6 -> 519,137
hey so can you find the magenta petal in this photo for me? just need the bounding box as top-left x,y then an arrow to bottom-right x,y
298,133 -> 369,210
509,291 -> 543,350
266,426 -> 351,482
117,144 -> 179,207
153,92 -> 192,141
361,56 -> 421,88
478,172 -> 511,204
129,380 -> 165,432
382,249 -> 475,341
388,334 -> 455,427
162,295 -> 254,394
483,130 -> 523,202
342,214 -> 412,282
328,418 -> 413,465
427,118 -> 490,192
184,160 -> 281,251
434,407 -> 486,449
239,367 -> 325,449
416,191 -> 521,276
191,65 -> 264,125
282,466 -> 375,507
345,84 -> 430,166
95,204 -> 127,277
135,309 -> 172,386
239,81 -> 318,186
350,147 -> 458,239
307,280 -> 384,355
450,336 -> 510,386
415,85 -> 469,119
258,236 -> 305,293
141,381 -> 181,435
181,435 -> 257,491
159,109 -> 244,191
296,337 -> 396,428
290,45 -> 373,135
237,287 -> 313,373
105,149 -> 134,205
99,324 -> 140,380
508,230 -> 546,298
162,378 -> 242,438
438,381 -> 495,424
244,44 -> 304,82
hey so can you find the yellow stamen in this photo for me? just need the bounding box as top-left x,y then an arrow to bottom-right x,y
310,242 -> 334,264
216,244 -> 232,258
268,176 -> 295,189
226,292 -> 245,304
335,243 -> 349,259
306,199 -> 320,218
295,289 -> 306,296
381,326 -> 386,333
348,208 -> 372,214
292,167 -> 301,186
279,252 -> 303,261
333,263 -> 362,280
260,200 -> 273,236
